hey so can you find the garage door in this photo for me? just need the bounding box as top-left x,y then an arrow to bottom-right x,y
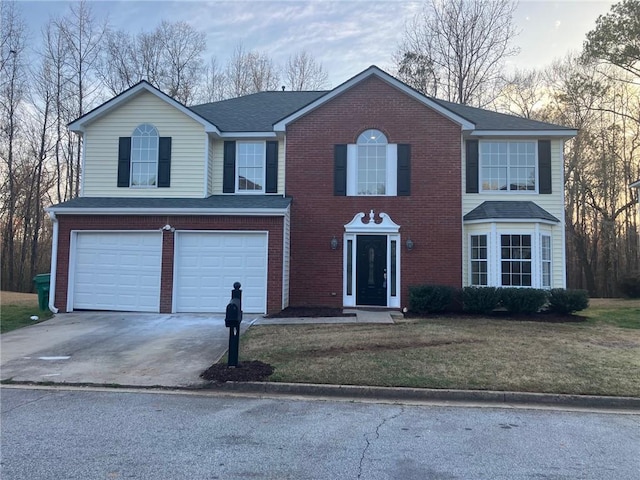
72,232 -> 162,312
174,232 -> 267,313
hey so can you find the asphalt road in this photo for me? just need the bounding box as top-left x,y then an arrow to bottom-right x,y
1,387 -> 638,479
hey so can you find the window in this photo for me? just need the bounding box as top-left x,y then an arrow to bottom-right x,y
237,142 -> 265,192
357,130 -> 387,195
470,235 -> 488,286
501,234 -> 532,286
541,235 -> 552,288
131,124 -> 159,187
480,141 -> 536,192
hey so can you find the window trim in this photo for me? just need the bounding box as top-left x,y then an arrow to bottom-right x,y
235,141 -> 266,194
469,234 -> 489,286
467,228 -> 554,289
479,140 -> 538,194
130,123 -> 159,189
541,234 -> 552,288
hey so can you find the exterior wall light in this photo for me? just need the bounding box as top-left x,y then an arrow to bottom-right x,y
406,237 -> 414,250
330,236 -> 339,250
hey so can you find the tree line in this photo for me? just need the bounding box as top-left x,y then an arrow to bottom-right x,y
1,0 -> 639,297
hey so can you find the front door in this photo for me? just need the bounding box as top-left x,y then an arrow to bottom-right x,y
356,235 -> 387,306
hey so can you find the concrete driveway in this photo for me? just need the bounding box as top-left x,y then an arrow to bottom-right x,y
1,312 -> 253,387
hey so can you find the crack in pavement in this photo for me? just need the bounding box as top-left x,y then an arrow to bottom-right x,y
0,391 -> 56,414
357,406 -> 405,479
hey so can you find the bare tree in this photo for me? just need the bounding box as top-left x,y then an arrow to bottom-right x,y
56,0 -> 107,197
284,50 -> 329,90
225,44 -> 279,97
395,0 -> 519,106
494,69 -> 546,119
156,20 -> 206,104
199,56 -> 226,103
0,0 -> 27,290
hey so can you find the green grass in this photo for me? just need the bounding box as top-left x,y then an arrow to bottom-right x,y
240,303 -> 640,397
583,307 -> 640,329
1,305 -> 53,333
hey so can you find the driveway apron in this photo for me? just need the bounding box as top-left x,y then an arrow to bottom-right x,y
0,312 -> 249,387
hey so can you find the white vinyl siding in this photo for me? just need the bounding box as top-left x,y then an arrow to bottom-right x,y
210,139 -> 285,195
82,91 -> 206,197
463,138 -> 566,288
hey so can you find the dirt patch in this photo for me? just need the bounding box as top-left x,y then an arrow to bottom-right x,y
266,307 -> 355,318
405,310 -> 586,323
200,360 -> 274,382
588,298 -> 640,308
1,291 -> 37,306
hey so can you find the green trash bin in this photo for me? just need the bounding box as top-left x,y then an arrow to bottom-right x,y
33,273 -> 51,311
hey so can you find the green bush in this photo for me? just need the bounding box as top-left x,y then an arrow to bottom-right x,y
618,272 -> 640,298
409,284 -> 455,313
462,287 -> 501,314
547,289 -> 589,314
500,288 -> 548,314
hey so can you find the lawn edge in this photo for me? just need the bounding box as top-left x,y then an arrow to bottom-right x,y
206,381 -> 640,410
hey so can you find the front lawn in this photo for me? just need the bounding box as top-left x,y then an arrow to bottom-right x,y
240,300 -> 640,397
1,292 -> 53,334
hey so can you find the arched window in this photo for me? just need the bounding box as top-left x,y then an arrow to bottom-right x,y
131,124 -> 159,187
357,129 -> 387,195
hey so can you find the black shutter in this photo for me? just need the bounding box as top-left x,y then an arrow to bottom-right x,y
465,139 -> 479,193
223,141 -> 236,193
117,137 -> 131,187
265,141 -> 278,193
397,144 -> 411,196
334,144 -> 347,196
157,137 -> 171,187
538,140 -> 552,194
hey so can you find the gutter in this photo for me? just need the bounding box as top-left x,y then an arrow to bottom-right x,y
47,211 -> 59,313
44,207 -> 290,216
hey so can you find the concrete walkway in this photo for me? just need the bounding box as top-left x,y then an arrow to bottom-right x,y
253,309 -> 397,325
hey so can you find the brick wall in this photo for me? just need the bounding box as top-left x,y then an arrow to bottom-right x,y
54,215 -> 284,314
286,75 -> 462,309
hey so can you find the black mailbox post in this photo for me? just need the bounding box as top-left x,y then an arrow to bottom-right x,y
224,282 -> 242,367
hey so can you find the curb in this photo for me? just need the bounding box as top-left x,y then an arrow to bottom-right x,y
203,381 -> 640,410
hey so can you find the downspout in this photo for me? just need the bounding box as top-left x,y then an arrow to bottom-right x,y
47,210 -> 59,313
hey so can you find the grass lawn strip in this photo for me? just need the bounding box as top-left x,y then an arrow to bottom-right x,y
241,306 -> 640,397
1,292 -> 53,333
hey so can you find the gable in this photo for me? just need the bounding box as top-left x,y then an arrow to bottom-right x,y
285,75 -> 462,140
82,90 -> 208,198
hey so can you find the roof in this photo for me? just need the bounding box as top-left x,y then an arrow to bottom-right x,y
190,91 -> 326,132
464,201 -> 560,223
67,65 -> 576,137
47,195 -> 292,215
430,98 -> 576,132
631,179 -> 640,188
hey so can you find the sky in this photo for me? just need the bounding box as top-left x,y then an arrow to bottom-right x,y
17,0 -> 616,89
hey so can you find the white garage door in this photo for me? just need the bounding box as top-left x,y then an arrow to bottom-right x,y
72,232 -> 162,312
174,232 -> 268,313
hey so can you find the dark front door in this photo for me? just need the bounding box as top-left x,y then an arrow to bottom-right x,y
356,235 -> 387,306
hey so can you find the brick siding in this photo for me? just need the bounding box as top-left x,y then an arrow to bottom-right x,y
54,215 -> 284,314
286,75 -> 462,309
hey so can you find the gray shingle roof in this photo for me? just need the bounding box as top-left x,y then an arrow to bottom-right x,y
190,91 -> 326,132
464,201 -> 560,223
49,195 -> 292,211
429,98 -> 574,131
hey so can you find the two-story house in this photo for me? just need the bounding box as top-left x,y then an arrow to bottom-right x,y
46,66 -> 577,314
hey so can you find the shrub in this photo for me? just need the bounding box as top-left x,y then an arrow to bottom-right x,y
500,288 -> 548,314
547,289 -> 589,314
409,284 -> 455,313
462,287 -> 501,314
618,272 -> 640,298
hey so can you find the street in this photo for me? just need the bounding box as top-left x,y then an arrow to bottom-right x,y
1,387 -> 638,479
